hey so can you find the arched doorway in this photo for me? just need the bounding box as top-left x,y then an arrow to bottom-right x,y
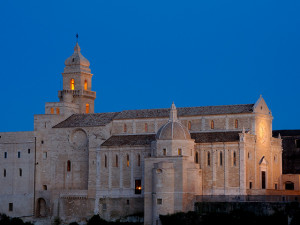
37,198 -> 47,217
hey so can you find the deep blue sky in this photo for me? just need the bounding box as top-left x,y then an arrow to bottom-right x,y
0,0 -> 300,132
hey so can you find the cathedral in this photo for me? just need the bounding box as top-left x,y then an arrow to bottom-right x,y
0,43 -> 300,225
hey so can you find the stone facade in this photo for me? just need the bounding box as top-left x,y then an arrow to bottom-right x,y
0,43 -> 299,225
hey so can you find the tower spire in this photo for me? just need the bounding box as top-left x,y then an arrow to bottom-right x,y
76,33 -> 79,43
169,102 -> 178,122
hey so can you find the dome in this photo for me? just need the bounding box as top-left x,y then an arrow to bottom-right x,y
156,102 -> 191,140
64,43 -> 90,67
156,121 -> 191,140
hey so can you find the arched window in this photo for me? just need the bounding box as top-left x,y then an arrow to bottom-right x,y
85,104 -> 90,114
56,108 -> 60,114
115,155 -> 118,167
19,168 -> 22,176
145,123 -> 148,132
211,120 -> 214,129
67,160 -> 71,172
70,79 -> 75,90
104,155 -> 107,168
50,108 -> 54,114
188,121 -> 191,130
124,124 -> 127,133
195,152 -> 199,164
84,80 -> 88,90
127,154 -> 130,167
178,148 -> 182,156
235,119 -> 238,129
233,151 -> 237,166
137,154 -> 141,167
207,152 -> 210,166
220,152 -> 223,166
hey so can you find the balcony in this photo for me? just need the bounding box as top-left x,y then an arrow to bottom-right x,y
58,90 -> 96,99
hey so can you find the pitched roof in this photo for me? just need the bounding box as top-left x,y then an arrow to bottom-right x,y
101,134 -> 156,147
53,104 -> 254,128
113,104 -> 254,120
101,131 -> 241,147
190,131 -> 240,143
53,112 -> 119,128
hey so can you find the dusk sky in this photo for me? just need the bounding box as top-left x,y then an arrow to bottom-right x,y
1,0 -> 300,132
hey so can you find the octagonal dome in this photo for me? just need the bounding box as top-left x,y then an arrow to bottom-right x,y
64,43 -> 90,67
156,102 -> 191,140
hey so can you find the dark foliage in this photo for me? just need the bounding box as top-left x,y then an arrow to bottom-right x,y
69,222 -> 79,225
87,215 -> 142,225
160,210 -> 289,225
0,214 -> 33,225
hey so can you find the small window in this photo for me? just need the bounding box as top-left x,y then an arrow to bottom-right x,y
262,171 -> 266,189
41,140 -> 44,144
235,119 -> 238,129
4,169 -> 6,177
86,104 -> 89,114
84,80 -> 88,90
220,152 -> 223,166
70,79 -> 75,90
124,124 -> 127,133
18,151 -> 21,158
56,108 -> 60,114
126,154 -> 130,167
207,152 -> 210,166
104,155 -> 107,168
28,149 -> 30,154
296,140 -> 300,148
50,108 -> 54,114
188,121 -> 191,130
9,203 -> 13,212
126,200 -> 130,205
137,154 -> 141,167
116,155 -> 118,167
249,182 -> 252,189
275,183 -> 278,190
67,160 -> 71,172
19,168 -> 22,177
4,152 -> 7,159
248,152 -> 250,159
43,152 -> 47,160
102,203 -> 107,211
211,120 -> 214,129
43,185 -> 47,190
157,199 -> 162,205
233,151 -> 237,166
178,148 -> 182,156
195,152 -> 199,164
135,180 -> 142,194
163,148 -> 166,156
145,123 -> 148,132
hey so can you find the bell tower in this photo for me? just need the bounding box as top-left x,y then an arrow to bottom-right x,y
58,42 -> 96,114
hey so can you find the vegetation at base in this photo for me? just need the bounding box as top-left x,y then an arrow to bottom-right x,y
0,214 -> 33,225
86,215 -> 142,225
160,209 -> 300,225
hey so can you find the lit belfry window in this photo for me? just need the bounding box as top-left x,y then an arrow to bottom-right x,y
56,108 -> 60,115
84,80 -> 88,90
188,121 -> 191,130
86,104 -> 90,114
70,79 -> 75,90
50,108 -> 54,114
145,123 -> 148,132
124,124 -> 127,133
211,120 -> 214,129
